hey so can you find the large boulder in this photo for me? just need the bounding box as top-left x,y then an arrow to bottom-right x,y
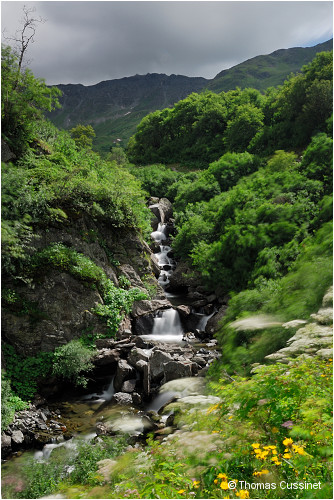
113,359 -> 136,392
162,361 -> 192,383
158,198 -> 173,223
149,350 -> 174,380
131,299 -> 171,317
205,305 -> 228,335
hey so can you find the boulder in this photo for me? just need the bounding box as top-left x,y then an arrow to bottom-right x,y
11,430 -> 24,445
310,308 -> 333,325
94,348 -> 120,366
158,198 -> 173,223
162,361 -> 192,383
114,359 -> 136,392
131,299 -> 172,317
121,379 -> 137,393
132,314 -> 155,335
119,264 -> 144,289
128,347 -> 150,367
165,261 -> 199,293
149,350 -> 173,380
111,392 -> 133,406
206,305 -> 228,335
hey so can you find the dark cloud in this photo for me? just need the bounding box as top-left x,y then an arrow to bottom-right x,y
1,1 -> 332,85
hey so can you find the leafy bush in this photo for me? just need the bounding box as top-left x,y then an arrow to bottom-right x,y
52,340 -> 96,387
2,344 -> 54,400
1,371 -> 28,431
95,280 -> 148,336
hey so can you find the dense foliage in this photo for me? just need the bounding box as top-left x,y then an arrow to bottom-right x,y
128,52 -> 332,167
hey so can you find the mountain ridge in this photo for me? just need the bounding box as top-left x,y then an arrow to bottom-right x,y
48,39 -> 333,153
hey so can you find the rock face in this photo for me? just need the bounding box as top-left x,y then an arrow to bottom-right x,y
264,288 -> 333,365
2,217 -> 159,356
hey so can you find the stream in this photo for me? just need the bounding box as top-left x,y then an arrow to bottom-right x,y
1,201 -> 219,497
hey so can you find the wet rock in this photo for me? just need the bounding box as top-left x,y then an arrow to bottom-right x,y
166,261 -> 199,293
122,379 -> 137,393
94,348 -> 120,366
176,305 -> 191,318
132,299 -> 172,317
128,347 -> 150,367
149,204 -> 161,221
162,361 -> 192,383
111,392 -> 133,406
132,314 -> 155,335
149,350 -> 173,380
114,359 -> 136,392
158,198 -> 173,223
11,430 -> 24,445
206,305 -> 228,335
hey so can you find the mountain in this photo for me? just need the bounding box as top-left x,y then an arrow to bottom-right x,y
48,39 -> 332,154
207,39 -> 333,93
48,73 -> 208,153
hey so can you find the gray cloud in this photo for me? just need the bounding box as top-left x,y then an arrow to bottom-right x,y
1,1 -> 332,85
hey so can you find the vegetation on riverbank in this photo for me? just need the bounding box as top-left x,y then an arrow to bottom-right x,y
1,37 -> 333,500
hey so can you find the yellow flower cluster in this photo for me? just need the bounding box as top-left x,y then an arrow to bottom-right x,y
253,469 -> 269,477
251,443 -> 278,461
207,403 -> 220,414
251,443 -> 282,465
236,490 -> 250,499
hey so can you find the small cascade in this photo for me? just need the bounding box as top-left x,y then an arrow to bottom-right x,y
141,308 -> 184,342
81,376 -> 115,403
196,310 -> 216,331
151,223 -> 176,288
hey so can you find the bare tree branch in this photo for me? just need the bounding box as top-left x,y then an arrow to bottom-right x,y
3,5 -> 46,88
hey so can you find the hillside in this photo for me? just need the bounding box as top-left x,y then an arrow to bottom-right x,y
207,38 -> 333,92
47,39 -> 332,154
48,73 -> 208,153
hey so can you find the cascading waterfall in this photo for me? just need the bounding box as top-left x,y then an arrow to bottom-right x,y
143,221 -> 184,342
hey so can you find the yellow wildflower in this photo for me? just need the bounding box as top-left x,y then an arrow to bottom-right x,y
283,453 -> 291,459
217,473 -> 228,480
193,480 -> 200,488
272,450 -> 277,455
177,490 -> 186,494
271,427 -> 279,433
214,479 -> 219,484
220,481 -> 229,490
283,438 -> 293,447
268,445 -> 277,449
251,443 -> 260,448
236,490 -> 250,499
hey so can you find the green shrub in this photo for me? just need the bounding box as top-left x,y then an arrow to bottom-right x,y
52,340 -> 96,388
2,345 -> 54,400
1,371 -> 28,431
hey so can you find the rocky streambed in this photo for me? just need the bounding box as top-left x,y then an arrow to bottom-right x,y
2,197 -> 224,461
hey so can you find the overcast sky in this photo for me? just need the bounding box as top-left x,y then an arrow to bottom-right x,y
1,1 -> 333,86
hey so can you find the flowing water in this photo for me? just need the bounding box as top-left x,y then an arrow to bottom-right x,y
2,207 -> 218,497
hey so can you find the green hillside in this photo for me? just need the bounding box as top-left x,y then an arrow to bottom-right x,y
207,39 -> 333,92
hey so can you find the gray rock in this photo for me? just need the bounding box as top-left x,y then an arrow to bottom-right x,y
162,361 -> 192,383
94,348 -> 120,366
111,392 -> 133,406
158,198 -> 173,223
114,359 -> 136,392
206,305 -> 228,335
310,308 -> 333,325
128,347 -> 150,367
1,433 -> 12,450
121,379 -> 137,393
11,430 -> 24,445
132,299 -> 172,317
322,287 -> 333,307
149,350 -> 173,380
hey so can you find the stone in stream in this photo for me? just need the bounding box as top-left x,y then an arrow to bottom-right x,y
113,359 -> 136,392
149,350 -> 174,381
111,392 -> 133,406
162,361 -> 192,384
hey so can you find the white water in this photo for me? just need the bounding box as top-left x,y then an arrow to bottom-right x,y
151,223 -> 176,287
196,310 -> 216,331
81,376 -> 115,403
141,308 -> 184,342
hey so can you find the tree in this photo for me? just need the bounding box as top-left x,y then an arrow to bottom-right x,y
1,45 -> 61,155
70,124 -> 96,149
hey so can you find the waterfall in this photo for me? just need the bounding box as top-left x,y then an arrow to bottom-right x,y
141,308 -> 184,342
